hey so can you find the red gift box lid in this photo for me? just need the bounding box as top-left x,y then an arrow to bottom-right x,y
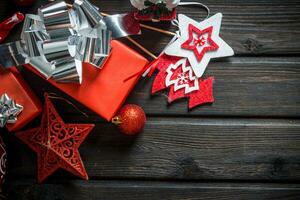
0,67 -> 42,132
24,40 -> 149,121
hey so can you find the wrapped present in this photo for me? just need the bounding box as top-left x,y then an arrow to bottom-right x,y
0,0 -> 148,121
0,0 -> 142,84
24,40 -> 148,121
0,68 -> 42,131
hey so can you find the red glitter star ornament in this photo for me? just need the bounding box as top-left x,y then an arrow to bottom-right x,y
181,25 -> 219,62
16,93 -> 94,183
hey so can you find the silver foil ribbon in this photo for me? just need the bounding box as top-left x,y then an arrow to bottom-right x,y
0,0 -> 141,84
0,41 -> 27,68
0,94 -> 23,128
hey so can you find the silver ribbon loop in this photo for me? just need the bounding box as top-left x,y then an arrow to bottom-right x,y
0,41 -> 27,68
43,38 -> 70,61
74,0 -> 105,29
0,94 -> 23,128
39,1 -> 69,17
0,0 -> 141,84
52,57 -> 82,83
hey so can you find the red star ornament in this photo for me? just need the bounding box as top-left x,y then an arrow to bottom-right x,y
181,25 -> 219,62
16,93 -> 94,183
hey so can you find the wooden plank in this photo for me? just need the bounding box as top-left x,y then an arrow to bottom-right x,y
5,118 -> 300,181
0,0 -> 299,55
5,180 -> 300,200
18,57 -> 300,117
98,0 -> 300,55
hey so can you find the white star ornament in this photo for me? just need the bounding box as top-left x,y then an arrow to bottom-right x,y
164,13 -> 234,78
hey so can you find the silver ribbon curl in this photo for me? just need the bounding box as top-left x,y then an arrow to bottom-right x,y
0,0 -> 141,84
0,94 -> 23,128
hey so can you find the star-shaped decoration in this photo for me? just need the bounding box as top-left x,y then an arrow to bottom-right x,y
181,25 -> 219,62
165,58 -> 199,94
164,13 -> 234,77
16,93 -> 94,183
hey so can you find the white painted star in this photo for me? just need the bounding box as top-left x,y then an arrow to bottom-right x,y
164,13 -> 234,77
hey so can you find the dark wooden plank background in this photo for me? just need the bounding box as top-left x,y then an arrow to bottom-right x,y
1,0 -> 300,199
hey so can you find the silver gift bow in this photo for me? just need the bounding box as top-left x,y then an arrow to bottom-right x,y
0,0 -> 141,84
0,94 -> 23,128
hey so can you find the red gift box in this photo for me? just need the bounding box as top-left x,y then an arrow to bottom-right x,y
24,40 -> 148,121
0,67 -> 42,132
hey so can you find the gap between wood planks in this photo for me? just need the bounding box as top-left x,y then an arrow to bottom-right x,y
6,179 -> 300,188
5,180 -> 300,200
53,115 -> 300,124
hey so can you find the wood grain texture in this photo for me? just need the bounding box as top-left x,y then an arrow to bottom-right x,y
0,0 -> 299,199
17,57 -> 300,118
0,0 -> 299,55
5,118 -> 300,181
5,180 -> 300,200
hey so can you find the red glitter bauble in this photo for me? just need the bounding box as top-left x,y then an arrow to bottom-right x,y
112,104 -> 146,135
14,0 -> 36,6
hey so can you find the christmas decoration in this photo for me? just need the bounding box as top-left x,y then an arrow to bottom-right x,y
16,93 -> 94,183
0,68 -> 42,132
164,13 -> 234,78
131,0 -> 179,21
0,0 -> 148,121
131,0 -> 180,10
151,54 -> 214,108
0,93 -> 23,128
0,136 -> 7,188
0,0 -> 236,187
112,104 -> 146,135
14,0 -> 36,7
0,0 -> 141,83
145,12 -> 234,109
24,39 -> 148,121
0,12 -> 24,43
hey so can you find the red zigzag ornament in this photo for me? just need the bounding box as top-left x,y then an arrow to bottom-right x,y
151,54 -> 214,109
16,93 -> 94,183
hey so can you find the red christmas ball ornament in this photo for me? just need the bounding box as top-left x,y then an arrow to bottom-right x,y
112,104 -> 146,135
14,0 -> 36,7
